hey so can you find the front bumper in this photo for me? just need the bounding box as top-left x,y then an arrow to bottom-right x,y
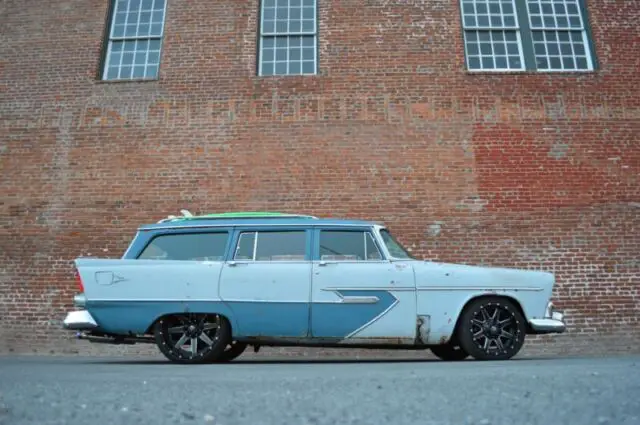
528,302 -> 567,334
63,309 -> 98,331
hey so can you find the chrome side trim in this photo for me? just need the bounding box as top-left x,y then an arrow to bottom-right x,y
416,286 -> 544,292
322,286 -> 415,292
63,310 -> 98,330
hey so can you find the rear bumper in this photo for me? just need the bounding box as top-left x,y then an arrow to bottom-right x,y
63,310 -> 98,331
529,302 -> 566,334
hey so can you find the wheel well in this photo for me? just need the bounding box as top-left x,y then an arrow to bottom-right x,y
144,312 -> 233,335
450,294 -> 531,343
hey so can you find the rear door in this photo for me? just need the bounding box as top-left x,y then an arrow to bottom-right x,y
310,228 -> 416,342
218,227 -> 312,338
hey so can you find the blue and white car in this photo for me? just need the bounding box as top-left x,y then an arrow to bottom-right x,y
63,211 -> 566,363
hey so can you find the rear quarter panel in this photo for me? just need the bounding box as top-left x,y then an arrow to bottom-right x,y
76,258 -> 235,335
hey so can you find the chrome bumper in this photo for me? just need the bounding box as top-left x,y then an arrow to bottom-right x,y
63,309 -> 98,331
529,302 -> 566,334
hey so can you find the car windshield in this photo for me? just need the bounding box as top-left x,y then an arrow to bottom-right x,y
379,229 -> 416,259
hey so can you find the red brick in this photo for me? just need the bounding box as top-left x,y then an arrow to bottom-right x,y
0,0 -> 639,356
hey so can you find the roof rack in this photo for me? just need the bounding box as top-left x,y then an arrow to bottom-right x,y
157,210 -> 319,223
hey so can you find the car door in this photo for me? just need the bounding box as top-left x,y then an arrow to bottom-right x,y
218,227 -> 312,338
310,227 -> 416,342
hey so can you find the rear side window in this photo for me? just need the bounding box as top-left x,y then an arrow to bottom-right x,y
234,231 -> 307,261
138,232 -> 229,261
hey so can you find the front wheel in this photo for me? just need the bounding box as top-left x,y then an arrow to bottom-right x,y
153,313 -> 231,364
430,344 -> 469,361
457,297 -> 527,361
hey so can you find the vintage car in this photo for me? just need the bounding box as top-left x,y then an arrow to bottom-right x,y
62,211 -> 566,363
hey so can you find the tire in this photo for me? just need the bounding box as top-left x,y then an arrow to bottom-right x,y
153,313 -> 231,364
214,341 -> 248,363
457,297 -> 527,361
430,344 -> 469,361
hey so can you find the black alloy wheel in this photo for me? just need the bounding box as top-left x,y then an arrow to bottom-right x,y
213,341 -> 248,363
457,297 -> 527,361
153,313 -> 231,364
429,343 -> 469,361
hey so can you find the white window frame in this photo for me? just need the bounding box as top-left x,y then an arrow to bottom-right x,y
460,0 -> 596,73
101,0 -> 168,80
257,0 -> 319,76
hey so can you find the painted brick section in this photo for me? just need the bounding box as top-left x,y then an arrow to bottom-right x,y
0,0 -> 639,357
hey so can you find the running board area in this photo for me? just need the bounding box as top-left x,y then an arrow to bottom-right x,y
76,332 -> 155,345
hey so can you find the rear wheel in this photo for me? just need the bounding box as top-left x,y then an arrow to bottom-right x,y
429,343 -> 469,361
214,341 -> 248,362
457,297 -> 527,361
153,313 -> 231,364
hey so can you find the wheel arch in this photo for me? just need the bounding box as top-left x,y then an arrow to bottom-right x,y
144,310 -> 236,336
450,293 -> 531,342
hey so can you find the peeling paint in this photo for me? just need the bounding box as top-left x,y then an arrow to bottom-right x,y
427,222 -> 443,237
548,142 -> 570,159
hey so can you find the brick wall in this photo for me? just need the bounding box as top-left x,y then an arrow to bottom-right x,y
1,0 -> 638,357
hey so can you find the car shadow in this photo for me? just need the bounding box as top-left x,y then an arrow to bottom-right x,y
82,356 -> 557,366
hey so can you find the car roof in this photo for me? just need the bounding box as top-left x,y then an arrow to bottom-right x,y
138,211 -> 382,230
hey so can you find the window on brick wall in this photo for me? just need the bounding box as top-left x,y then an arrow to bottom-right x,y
460,0 -> 596,72
258,0 -> 318,76
101,0 -> 167,80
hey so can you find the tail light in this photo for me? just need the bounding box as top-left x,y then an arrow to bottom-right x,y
75,269 -> 84,293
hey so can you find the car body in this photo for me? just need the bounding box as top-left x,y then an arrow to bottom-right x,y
62,211 -> 566,363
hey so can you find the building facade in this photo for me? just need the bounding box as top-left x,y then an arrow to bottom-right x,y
1,0 -> 638,355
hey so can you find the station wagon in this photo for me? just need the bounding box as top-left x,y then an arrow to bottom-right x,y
63,211 -> 566,363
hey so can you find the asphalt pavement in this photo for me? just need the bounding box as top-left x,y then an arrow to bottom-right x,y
0,354 -> 638,425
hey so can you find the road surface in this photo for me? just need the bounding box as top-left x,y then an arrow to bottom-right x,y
0,354 -> 638,425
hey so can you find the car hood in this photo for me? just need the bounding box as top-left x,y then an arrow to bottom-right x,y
410,260 -> 555,294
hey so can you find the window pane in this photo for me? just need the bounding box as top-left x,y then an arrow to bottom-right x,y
461,0 -> 518,29
132,66 -> 145,78
532,30 -> 590,70
302,61 -> 314,73
262,48 -> 275,61
289,62 -> 301,74
464,30 -> 522,70
234,232 -> 256,260
254,231 -> 307,261
138,232 -> 229,261
104,0 -> 166,80
319,231 -> 381,261
259,35 -> 316,76
527,0 -> 583,29
105,40 -> 162,80
379,229 -> 413,259
365,233 -> 383,260
275,62 -> 288,74
261,62 -> 274,76
145,65 -> 159,78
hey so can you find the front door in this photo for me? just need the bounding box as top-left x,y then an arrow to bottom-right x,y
310,228 -> 416,341
219,228 -> 312,338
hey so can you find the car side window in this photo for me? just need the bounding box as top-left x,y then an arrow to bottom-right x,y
233,231 -> 307,261
319,230 -> 383,261
138,232 -> 229,261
